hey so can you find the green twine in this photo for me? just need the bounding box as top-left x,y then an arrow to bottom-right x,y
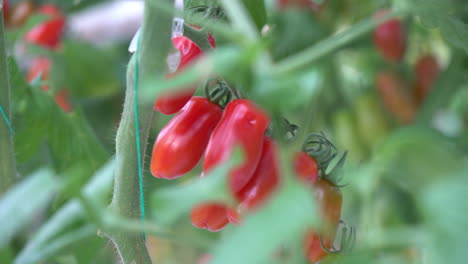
0,103 -> 13,135
133,32 -> 146,240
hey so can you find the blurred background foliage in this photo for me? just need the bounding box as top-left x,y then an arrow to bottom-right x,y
1,0 -> 468,263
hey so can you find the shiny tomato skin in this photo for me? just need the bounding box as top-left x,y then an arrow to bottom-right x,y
414,55 -> 440,104
304,179 -> 342,263
190,203 -> 230,232
373,11 -> 406,63
6,1 -> 35,28
154,36 -> 204,115
235,137 -> 280,210
203,99 -> 270,193
24,4 -> 65,49
294,151 -> 318,183
376,71 -> 416,124
27,56 -> 52,91
151,96 -> 222,179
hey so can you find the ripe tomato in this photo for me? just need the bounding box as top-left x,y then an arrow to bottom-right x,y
150,96 -> 222,179
27,56 -> 52,91
154,36 -> 205,115
294,151 -> 319,183
414,54 -> 440,105
235,137 -> 280,210
24,4 -> 65,49
6,0 -> 35,28
203,99 -> 270,194
304,178 -> 342,262
376,71 -> 416,124
373,10 -> 406,63
190,202 -> 230,232
2,0 -> 10,21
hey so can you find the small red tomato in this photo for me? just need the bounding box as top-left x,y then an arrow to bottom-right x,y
154,36 -> 205,115
373,10 -> 406,63
304,178 -> 342,262
151,96 -> 222,179
2,0 -> 10,21
190,202 -> 230,232
6,1 -> 35,28
235,137 -> 280,210
294,151 -> 318,183
376,71 -> 416,124
54,89 -> 73,113
24,4 -> 65,49
27,56 -> 52,91
414,55 -> 440,105
203,99 -> 270,193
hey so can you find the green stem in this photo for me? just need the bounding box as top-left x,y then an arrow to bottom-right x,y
219,0 -> 259,41
0,7 -> 17,194
105,1 -> 173,263
272,11 -> 402,75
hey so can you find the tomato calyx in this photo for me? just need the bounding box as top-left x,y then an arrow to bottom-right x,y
319,220 -> 356,255
202,78 -> 238,108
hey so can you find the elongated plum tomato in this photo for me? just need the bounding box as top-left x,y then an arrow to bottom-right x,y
154,36 -> 204,115
373,10 -> 406,62
414,55 -> 439,104
24,4 -> 65,49
304,178 -> 342,263
376,71 -> 416,124
294,151 -> 318,183
151,96 -> 222,179
235,137 -> 280,210
190,202 -> 230,232
203,99 -> 270,193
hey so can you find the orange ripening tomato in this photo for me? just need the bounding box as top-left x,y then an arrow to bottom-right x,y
304,178 -> 342,263
376,71 -> 416,124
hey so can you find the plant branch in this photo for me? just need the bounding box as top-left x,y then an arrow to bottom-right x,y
105,0 -> 174,263
272,11 -> 402,75
0,5 -> 17,194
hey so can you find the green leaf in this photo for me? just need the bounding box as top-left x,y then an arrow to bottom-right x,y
0,169 -> 60,247
210,177 -> 317,264
440,16 -> 468,53
152,148 -> 242,226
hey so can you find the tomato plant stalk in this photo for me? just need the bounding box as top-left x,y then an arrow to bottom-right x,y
103,0 -> 173,263
0,3 -> 17,194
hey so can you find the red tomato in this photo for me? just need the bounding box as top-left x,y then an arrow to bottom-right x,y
294,151 -> 318,183
278,0 -> 327,13
373,10 -> 406,63
154,36 -> 205,115
304,179 -> 342,262
235,137 -> 280,210
190,202 -> 230,232
376,71 -> 416,124
227,207 -> 242,225
27,56 -> 52,91
24,4 -> 65,49
150,96 -> 222,179
2,0 -> 10,21
190,25 -> 217,48
203,99 -> 270,193
54,89 -> 73,113
6,1 -> 35,28
414,55 -> 440,105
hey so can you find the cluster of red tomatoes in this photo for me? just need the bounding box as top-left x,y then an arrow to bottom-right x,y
4,1 -> 71,112
150,32 -> 352,263
373,10 -> 440,124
